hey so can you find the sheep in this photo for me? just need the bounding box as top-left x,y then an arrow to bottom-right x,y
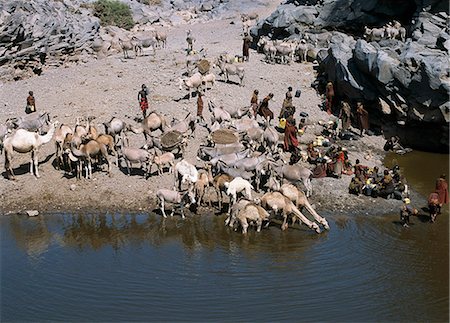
392,20 -> 406,42
208,101 -> 232,124
224,177 -> 254,213
384,24 -> 399,40
174,159 -> 198,191
155,30 -> 167,48
295,39 -> 309,63
275,42 -> 296,64
156,188 -> 196,219
202,73 -> 216,89
364,26 -> 385,42
242,127 -> 264,151
150,151 -> 175,175
217,59 -> 245,86
179,72 -> 204,99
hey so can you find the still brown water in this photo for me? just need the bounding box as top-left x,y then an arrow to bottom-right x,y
1,151 -> 448,322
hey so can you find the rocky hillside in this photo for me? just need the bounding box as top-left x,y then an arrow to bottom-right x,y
0,0 -> 267,82
251,0 -> 449,153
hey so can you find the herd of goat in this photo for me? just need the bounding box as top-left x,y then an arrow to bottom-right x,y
0,99 -> 330,235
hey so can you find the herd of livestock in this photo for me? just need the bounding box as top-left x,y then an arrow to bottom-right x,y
0,95 -> 330,236
0,14 -> 377,235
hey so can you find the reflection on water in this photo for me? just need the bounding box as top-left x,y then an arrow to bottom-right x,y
1,150 -> 448,322
1,211 -> 448,322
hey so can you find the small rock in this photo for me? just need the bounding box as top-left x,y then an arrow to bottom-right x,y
70,184 -> 76,191
26,210 -> 39,217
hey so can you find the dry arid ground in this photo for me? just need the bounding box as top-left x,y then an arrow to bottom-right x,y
0,1 -> 411,218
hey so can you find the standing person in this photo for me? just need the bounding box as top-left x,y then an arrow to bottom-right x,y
428,192 -> 440,223
250,89 -> 259,117
356,101 -> 369,136
138,84 -> 149,119
333,147 -> 345,179
242,32 -> 252,62
283,115 -> 299,153
435,174 -> 449,213
339,101 -> 352,132
400,198 -> 418,227
257,93 -> 274,122
196,91 -> 204,124
280,86 -> 294,119
325,81 -> 334,115
25,91 -> 36,114
400,197 -> 419,228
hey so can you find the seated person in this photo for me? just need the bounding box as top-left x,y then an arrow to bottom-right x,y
362,177 -> 377,197
354,159 -> 368,178
378,169 -> 395,199
369,166 -> 383,184
307,142 -> 320,164
349,176 -> 364,195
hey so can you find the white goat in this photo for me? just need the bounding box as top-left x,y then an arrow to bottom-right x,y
179,72 -> 204,99
174,159 -> 198,190
202,73 -> 216,89
224,177 -> 254,212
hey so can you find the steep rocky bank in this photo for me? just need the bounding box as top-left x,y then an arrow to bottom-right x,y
251,0 -> 449,152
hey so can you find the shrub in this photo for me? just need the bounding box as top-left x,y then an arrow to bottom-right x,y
93,0 -> 135,30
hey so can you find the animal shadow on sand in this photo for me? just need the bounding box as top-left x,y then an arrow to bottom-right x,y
118,163 -> 149,178
217,79 -> 240,86
2,153 -> 54,179
173,92 -> 198,102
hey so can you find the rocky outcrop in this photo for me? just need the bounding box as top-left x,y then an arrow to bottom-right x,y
0,0 -> 272,82
316,12 -> 449,153
252,1 -> 449,152
0,0 -> 101,81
